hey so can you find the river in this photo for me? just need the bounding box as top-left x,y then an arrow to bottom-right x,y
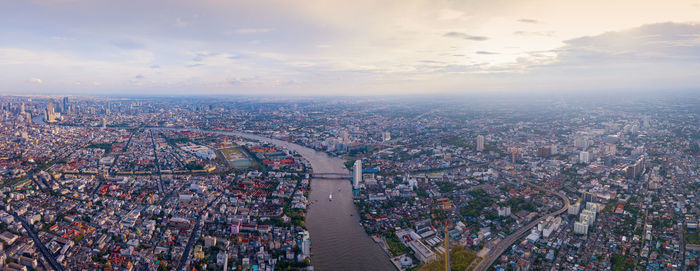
177,130 -> 397,271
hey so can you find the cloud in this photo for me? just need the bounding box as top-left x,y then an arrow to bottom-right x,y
3,1 -> 700,95
134,74 -> 144,79
517,18 -> 540,24
513,31 -> 555,37
234,28 -> 274,34
557,22 -> 700,63
509,22 -> 700,92
26,77 -> 42,84
174,17 -> 189,27
443,32 -> 489,41
111,39 -> 145,50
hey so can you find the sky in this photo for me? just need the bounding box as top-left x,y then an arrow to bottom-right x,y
1,0 -> 700,96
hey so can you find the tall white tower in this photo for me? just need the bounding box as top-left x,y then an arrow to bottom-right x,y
476,135 -> 485,151
353,160 -> 362,189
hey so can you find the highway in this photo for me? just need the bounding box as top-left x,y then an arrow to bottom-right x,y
0,204 -> 65,271
473,184 -> 570,271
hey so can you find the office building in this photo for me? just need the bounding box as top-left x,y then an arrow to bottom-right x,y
63,97 -> 69,114
45,101 -> 56,123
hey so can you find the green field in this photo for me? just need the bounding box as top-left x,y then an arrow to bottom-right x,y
686,229 -> 700,245
220,147 -> 254,168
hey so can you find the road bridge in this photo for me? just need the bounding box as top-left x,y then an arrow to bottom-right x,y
312,172 -> 352,180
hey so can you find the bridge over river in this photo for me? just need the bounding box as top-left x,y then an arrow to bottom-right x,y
311,172 -> 352,180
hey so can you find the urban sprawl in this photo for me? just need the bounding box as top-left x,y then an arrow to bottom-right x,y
0,94 -> 698,271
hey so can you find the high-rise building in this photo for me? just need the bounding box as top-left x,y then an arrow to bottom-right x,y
382,131 -> 391,142
568,202 -> 581,215
537,146 -> 552,157
45,101 -> 56,123
574,135 -> 589,149
476,135 -> 485,151
62,97 -> 69,114
579,151 -> 590,164
497,206 -> 511,216
574,221 -> 588,235
353,160 -> 362,189
301,230 -> 311,257
605,144 -> 617,156
625,155 -> 645,179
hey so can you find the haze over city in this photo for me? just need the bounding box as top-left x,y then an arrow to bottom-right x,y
1,1 -> 700,271
2,0 -> 700,95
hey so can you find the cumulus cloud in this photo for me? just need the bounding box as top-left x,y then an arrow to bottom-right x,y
443,32 -> 489,41
26,77 -> 42,84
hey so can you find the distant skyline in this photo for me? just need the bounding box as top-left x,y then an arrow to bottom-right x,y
2,0 -> 700,95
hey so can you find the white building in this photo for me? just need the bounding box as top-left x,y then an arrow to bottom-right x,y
568,202 -> 581,215
301,230 -> 311,258
579,151 -> 590,164
574,221 -> 588,235
586,202 -> 601,213
353,160 -> 362,189
497,206 -> 511,217
574,136 -> 589,149
382,131 -> 391,142
581,209 -> 597,223
396,229 -> 436,263
476,135 -> 485,151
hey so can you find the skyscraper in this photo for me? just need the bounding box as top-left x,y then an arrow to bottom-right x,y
63,97 -> 69,114
353,159 -> 362,189
46,101 -> 56,123
476,135 -> 485,151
